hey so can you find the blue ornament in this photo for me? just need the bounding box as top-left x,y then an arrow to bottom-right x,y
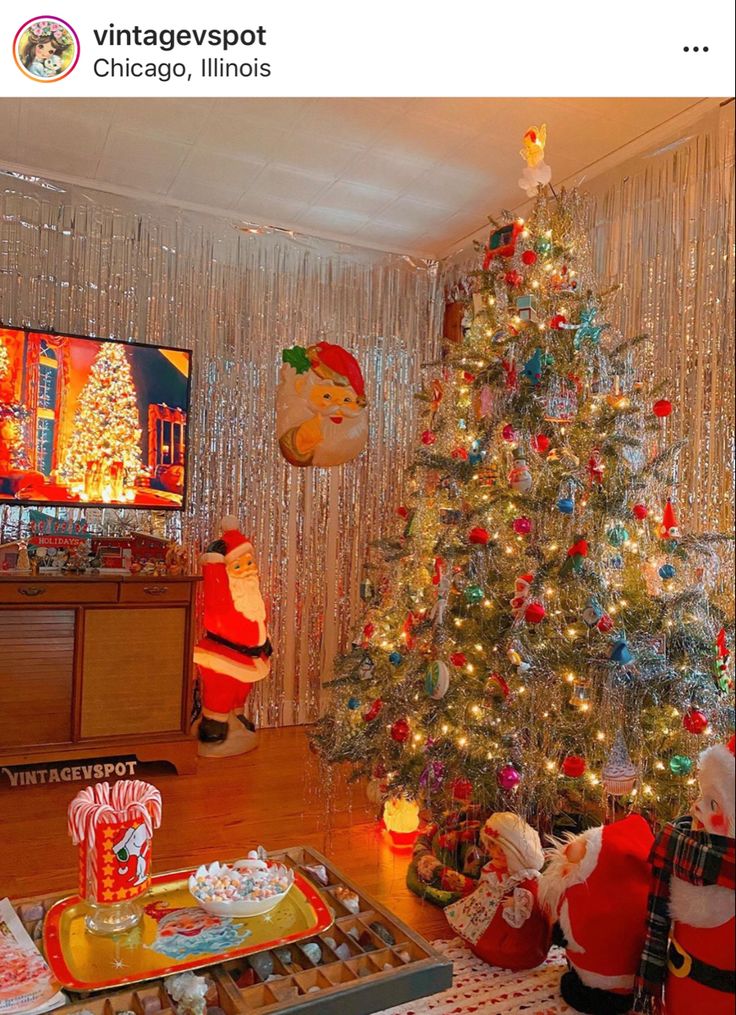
468,451 -> 484,466
522,347 -> 545,386
610,640 -> 634,664
347,697 -> 361,710
573,303 -> 605,350
607,525 -> 629,547
557,497 -> 574,514
659,563 -> 676,579
609,555 -> 624,570
458,419 -> 467,430
388,651 -> 403,666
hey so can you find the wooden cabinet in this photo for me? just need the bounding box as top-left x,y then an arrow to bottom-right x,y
0,575 -> 200,773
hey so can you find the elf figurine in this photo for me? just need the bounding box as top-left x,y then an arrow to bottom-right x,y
193,517 -> 272,757
539,814 -> 654,1014
635,738 -> 735,1015
445,812 -> 551,971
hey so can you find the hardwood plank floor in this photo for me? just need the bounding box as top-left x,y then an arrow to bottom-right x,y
0,726 -> 449,941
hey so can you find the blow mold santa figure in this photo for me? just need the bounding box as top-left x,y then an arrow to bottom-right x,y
539,814 -> 654,1014
193,517 -> 272,756
276,341 -> 368,467
635,738 -> 735,1015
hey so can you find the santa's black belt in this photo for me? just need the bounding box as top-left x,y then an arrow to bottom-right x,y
205,631 -> 273,658
668,938 -> 735,992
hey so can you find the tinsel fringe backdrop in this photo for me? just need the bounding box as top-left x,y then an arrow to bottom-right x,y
0,104 -> 733,726
0,180 -> 442,727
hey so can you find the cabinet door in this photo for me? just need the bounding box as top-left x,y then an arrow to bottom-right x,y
81,607 -> 186,738
0,609 -> 74,747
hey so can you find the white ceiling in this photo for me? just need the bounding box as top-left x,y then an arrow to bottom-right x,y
0,97 -> 719,258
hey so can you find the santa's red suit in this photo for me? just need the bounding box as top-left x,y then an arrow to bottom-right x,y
540,814 -> 654,1013
193,518 -> 271,724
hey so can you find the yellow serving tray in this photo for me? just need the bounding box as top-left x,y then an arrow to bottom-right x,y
43,868 -> 333,992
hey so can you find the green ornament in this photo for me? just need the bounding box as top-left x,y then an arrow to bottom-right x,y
464,584 -> 484,604
535,237 -> 552,257
669,755 -> 693,776
607,525 -> 629,547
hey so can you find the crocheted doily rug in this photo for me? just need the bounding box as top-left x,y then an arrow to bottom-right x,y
380,939 -> 577,1015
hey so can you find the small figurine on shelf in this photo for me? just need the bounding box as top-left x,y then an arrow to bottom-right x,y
540,814 -> 654,1014
165,542 -> 188,576
62,541 -> 92,574
635,739 -> 735,1015
193,517 -> 272,757
445,812 -> 551,971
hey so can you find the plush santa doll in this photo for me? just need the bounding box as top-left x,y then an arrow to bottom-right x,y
539,813 -> 654,1014
193,517 -> 272,755
444,811 -> 551,971
635,738 -> 735,1014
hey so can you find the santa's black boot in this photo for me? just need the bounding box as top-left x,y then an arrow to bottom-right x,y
560,968 -> 633,1015
198,716 -> 229,743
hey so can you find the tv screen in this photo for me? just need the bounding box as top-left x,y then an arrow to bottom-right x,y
0,327 -> 192,509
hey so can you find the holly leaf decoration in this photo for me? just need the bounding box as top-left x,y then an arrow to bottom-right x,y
282,345 -> 311,373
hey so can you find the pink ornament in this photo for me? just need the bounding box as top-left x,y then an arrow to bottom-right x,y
502,424 -> 517,442
513,516 -> 532,535
497,764 -> 521,791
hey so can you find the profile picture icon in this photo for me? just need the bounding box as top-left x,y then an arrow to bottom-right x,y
14,17 -> 79,82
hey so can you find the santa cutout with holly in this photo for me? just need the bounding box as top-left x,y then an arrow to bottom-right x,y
193,517 -> 272,757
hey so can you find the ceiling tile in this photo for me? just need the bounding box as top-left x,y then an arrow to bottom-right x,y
108,98 -> 215,144
314,180 -> 395,216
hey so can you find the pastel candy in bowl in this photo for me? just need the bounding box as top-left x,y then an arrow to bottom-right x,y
188,857 -> 294,917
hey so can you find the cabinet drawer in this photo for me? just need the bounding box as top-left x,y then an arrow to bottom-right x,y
0,581 -> 117,604
119,582 -> 191,604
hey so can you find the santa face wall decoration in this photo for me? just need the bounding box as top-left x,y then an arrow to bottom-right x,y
276,341 -> 368,467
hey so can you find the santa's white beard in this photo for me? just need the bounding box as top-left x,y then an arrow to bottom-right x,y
311,411 -> 368,466
229,573 -> 267,643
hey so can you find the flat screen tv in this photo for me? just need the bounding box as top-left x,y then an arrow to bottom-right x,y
0,327 -> 192,509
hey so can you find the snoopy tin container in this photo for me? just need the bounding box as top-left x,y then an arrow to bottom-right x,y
68,780 -> 162,936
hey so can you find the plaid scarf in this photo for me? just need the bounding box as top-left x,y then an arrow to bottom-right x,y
634,815 -> 736,1013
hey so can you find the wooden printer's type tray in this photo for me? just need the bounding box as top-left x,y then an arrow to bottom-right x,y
17,846 -> 453,1014
43,867 -> 333,991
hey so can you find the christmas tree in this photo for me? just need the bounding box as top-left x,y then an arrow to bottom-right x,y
0,335 -> 30,471
312,147 -> 734,829
59,342 -> 143,499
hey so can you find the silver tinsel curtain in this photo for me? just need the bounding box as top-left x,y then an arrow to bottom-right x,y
0,179 -> 442,727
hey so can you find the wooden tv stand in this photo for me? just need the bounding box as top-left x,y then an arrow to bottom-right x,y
0,573 -> 201,775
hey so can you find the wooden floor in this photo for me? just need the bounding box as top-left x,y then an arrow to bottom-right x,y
1,726 -> 449,941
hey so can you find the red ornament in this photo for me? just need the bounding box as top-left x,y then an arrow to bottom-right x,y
513,516 -> 532,535
502,423 -> 517,442
363,699 -> 383,722
463,371 -> 476,383
550,314 -> 568,330
632,504 -> 648,520
451,447 -> 469,460
396,505 -> 409,519
452,777 -> 473,801
486,672 -> 510,699
421,430 -> 436,446
653,399 -> 673,418
391,718 -> 411,742
524,601 -> 546,624
450,652 -> 467,667
728,734 -> 735,755
561,755 -> 586,778
468,527 -> 490,545
683,708 -> 708,735
531,434 -> 550,454
504,269 -> 524,287
596,614 -> 614,633
497,764 -> 521,791
363,623 -> 376,640
521,250 -> 538,266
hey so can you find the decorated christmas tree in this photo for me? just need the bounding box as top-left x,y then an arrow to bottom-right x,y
59,342 -> 143,499
0,335 -> 30,472
312,135 -> 734,831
